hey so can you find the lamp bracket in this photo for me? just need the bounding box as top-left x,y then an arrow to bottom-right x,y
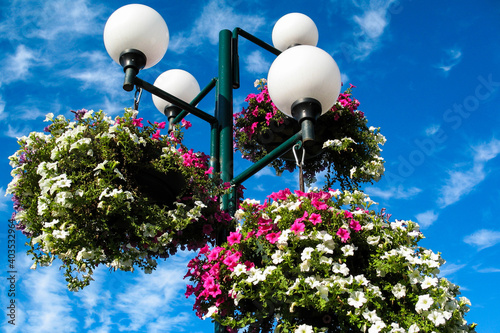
119,49 -> 147,91
164,105 -> 182,132
291,98 -> 321,143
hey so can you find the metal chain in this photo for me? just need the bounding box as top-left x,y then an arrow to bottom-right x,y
293,142 -> 306,192
133,86 -> 143,111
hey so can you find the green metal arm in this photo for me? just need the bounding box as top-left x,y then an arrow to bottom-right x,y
172,78 -> 218,125
231,28 -> 281,89
231,131 -> 303,186
133,76 -> 218,125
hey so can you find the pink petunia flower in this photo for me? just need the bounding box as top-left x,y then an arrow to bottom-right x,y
132,117 -> 144,127
349,220 -> 362,232
337,228 -> 350,243
309,213 -> 322,225
155,121 -> 166,129
227,231 -> 242,246
290,220 -> 305,235
266,231 -> 281,244
181,118 -> 192,129
343,210 -> 354,219
152,130 -> 161,140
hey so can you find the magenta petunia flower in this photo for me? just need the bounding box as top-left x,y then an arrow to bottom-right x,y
290,220 -> 305,235
337,227 -> 350,243
309,213 -> 322,225
181,118 -> 192,129
349,219 -> 362,232
152,130 -> 161,140
132,117 -> 143,127
266,231 -> 281,244
227,231 -> 242,246
154,121 -> 166,129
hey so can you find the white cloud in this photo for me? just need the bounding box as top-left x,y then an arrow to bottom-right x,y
476,266 -> 500,273
346,0 -> 398,60
439,139 -> 500,207
464,229 -> 500,250
244,50 -> 271,75
4,124 -> 34,139
61,51 -> 124,98
438,165 -> 484,208
437,48 -> 462,73
353,8 -> 388,39
1,45 -> 37,85
15,254 -> 79,332
114,256 -> 198,332
415,210 -> 438,229
0,93 -> 5,120
0,0 -> 104,42
169,0 -> 265,53
425,124 -> 440,136
365,184 -> 421,200
439,263 -> 466,277
0,187 -> 10,213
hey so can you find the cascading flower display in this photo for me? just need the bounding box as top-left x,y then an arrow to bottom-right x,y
7,108 -> 232,290
233,79 -> 386,190
185,189 -> 476,333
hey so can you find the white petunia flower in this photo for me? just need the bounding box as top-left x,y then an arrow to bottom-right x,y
301,247 -> 314,261
421,276 -> 438,289
415,294 -> 434,313
341,244 -> 357,256
295,324 -> 314,333
332,263 -> 349,276
408,323 -> 420,333
348,290 -> 367,308
367,235 -> 380,245
368,320 -> 386,333
272,250 -> 284,264
53,229 -> 70,239
232,264 -> 247,276
363,310 -> 381,323
427,310 -> 446,326
392,283 -> 406,299
202,306 -> 218,320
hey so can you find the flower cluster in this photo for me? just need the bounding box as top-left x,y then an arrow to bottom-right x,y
7,108 -> 233,290
185,189 -> 476,333
233,79 -> 386,190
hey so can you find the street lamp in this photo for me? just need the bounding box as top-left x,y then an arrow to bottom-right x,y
103,5 -> 342,332
152,69 -> 201,131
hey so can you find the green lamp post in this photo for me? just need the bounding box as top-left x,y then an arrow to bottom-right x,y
103,5 -> 342,332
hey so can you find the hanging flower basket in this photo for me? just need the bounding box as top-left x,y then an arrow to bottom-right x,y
233,80 -> 386,190
185,189 -> 477,333
7,108 -> 232,290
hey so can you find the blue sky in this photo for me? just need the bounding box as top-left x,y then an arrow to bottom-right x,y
1,0 -> 499,332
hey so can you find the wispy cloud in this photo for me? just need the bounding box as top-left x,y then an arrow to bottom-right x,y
0,0 -> 105,42
169,0 -> 265,54
365,184 -> 421,200
244,50 -> 271,75
475,266 -> 500,273
0,45 -> 37,85
437,48 -> 462,73
439,263 -> 466,277
439,139 -> 500,207
0,93 -> 5,120
346,0 -> 398,60
61,51 -> 124,98
2,250 -> 206,332
0,187 -> 9,213
415,210 -> 439,229
464,229 -> 500,250
13,253 -> 79,332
